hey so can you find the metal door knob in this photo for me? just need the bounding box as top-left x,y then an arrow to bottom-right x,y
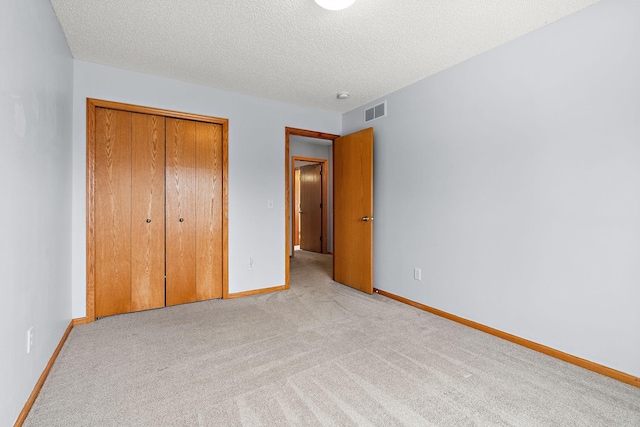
362,216 -> 369,222
179,218 -> 184,222
146,218 -> 151,223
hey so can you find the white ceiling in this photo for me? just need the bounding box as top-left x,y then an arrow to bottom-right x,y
50,0 -> 601,113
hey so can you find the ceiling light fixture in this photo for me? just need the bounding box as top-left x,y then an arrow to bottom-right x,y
337,92 -> 350,100
315,0 -> 356,11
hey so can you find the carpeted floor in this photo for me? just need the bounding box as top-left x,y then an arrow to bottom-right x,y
25,250 -> 640,426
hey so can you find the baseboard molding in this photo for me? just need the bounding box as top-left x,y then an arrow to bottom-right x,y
14,319 -> 75,426
373,288 -> 639,388
72,317 -> 92,326
227,284 -> 287,299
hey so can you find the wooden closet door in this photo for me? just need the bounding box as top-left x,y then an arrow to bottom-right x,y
131,113 -> 165,311
95,108 -> 132,317
165,118 -> 197,306
195,122 -> 223,300
299,164 -> 323,253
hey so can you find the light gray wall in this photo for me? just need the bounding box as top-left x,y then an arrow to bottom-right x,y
343,0 -> 640,377
0,1 -> 74,424
290,141 -> 333,254
71,61 -> 342,317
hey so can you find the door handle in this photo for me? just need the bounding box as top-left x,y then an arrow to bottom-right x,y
146,218 -> 151,223
179,218 -> 184,222
362,216 -> 372,222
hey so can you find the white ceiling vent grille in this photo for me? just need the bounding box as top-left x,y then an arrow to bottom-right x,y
364,101 -> 387,123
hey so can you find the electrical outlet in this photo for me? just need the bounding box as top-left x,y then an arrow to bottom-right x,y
27,327 -> 34,354
414,268 -> 422,281
249,257 -> 254,270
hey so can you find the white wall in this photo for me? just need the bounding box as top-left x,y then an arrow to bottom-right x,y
290,140 -> 333,254
343,0 -> 640,377
0,0 -> 73,424
72,61 -> 341,317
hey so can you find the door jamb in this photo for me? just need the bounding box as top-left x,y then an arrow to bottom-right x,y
292,157 -> 329,256
87,98 -> 229,322
285,127 -> 339,289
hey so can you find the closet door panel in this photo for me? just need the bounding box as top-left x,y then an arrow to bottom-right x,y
95,108 -> 132,318
131,113 -> 166,311
195,122 -> 224,300
165,118 -> 197,306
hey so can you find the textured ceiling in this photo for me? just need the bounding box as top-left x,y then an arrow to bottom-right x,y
50,0 -> 601,113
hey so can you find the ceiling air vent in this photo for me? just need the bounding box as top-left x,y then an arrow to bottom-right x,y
364,100 -> 387,123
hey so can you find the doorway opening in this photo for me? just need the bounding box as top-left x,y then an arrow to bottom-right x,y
285,128 -> 339,288
292,157 -> 329,255
285,126 -> 374,294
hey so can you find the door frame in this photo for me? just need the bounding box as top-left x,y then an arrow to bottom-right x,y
86,98 -> 229,322
292,156 -> 329,256
293,168 -> 300,246
285,127 -> 339,289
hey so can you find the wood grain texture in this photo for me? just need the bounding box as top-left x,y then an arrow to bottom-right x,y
291,156 -> 329,255
293,168 -> 300,246
88,99 -> 228,125
88,99 -> 230,308
284,130 -> 291,289
86,100 -> 97,322
300,164 -> 323,253
13,321 -> 74,427
131,113 -> 165,311
195,122 -> 223,300
95,108 -> 132,317
165,118 -> 197,306
333,128 -> 374,294
285,127 -> 340,140
221,121 -> 229,299
374,288 -> 640,389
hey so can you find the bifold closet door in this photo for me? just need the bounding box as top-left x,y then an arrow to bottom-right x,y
95,109 -> 166,317
95,108 -> 132,318
165,118 -> 223,306
166,118 -> 197,306
131,113 -> 165,312
195,121 -> 223,300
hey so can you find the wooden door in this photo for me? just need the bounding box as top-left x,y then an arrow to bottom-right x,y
89,99 -> 228,320
300,164 -> 323,253
195,122 -> 223,300
165,118 -> 223,305
131,113 -> 165,311
165,118 -> 197,306
333,128 -> 374,294
95,108 -> 133,317
293,168 -> 301,246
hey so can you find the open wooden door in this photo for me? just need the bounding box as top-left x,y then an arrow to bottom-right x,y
333,127 -> 374,294
300,164 -> 323,253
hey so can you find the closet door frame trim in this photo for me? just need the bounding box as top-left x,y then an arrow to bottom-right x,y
86,98 -> 229,322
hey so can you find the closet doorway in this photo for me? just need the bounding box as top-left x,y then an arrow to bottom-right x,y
86,99 -> 228,321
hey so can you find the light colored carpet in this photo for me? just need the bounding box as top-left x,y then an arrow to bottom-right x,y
25,250 -> 640,426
